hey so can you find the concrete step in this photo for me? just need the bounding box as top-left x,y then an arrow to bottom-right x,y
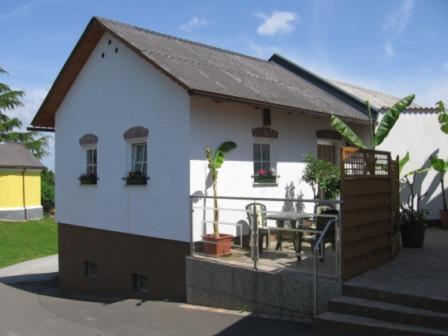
314,312 -> 448,336
329,296 -> 448,332
343,283 -> 448,314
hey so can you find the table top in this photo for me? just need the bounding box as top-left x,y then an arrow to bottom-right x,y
266,212 -> 314,221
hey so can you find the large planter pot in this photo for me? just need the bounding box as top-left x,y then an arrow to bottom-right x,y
401,223 -> 426,248
203,234 -> 233,256
440,210 -> 448,228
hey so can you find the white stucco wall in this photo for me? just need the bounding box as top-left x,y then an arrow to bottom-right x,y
189,97 -> 369,240
55,33 -> 190,242
378,110 -> 448,219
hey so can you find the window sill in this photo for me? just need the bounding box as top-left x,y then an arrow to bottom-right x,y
79,176 -> 98,185
124,176 -> 149,186
252,182 -> 278,187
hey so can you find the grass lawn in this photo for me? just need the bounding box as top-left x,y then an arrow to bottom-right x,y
0,216 -> 57,269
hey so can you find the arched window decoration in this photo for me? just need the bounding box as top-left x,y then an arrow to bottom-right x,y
123,126 -> 149,185
79,133 -> 98,146
123,126 -> 149,140
252,126 -> 278,139
316,129 -> 341,140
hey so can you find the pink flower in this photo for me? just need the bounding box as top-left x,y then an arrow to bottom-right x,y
257,169 -> 266,176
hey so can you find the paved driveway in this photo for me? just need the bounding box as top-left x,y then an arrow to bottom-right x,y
0,278 -> 312,336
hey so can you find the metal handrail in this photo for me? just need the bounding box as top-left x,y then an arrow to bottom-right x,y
190,194 -> 342,205
313,218 -> 339,316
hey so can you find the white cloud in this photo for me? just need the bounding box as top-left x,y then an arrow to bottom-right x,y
382,0 -> 415,35
383,42 -> 395,58
442,62 -> 448,72
255,11 -> 298,36
381,0 -> 415,57
179,17 -> 208,33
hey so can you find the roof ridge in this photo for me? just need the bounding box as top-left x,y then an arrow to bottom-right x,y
95,16 -> 270,64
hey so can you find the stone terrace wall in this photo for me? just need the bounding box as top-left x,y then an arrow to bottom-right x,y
186,256 -> 340,318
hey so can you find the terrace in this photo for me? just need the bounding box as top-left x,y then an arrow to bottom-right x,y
186,147 -> 400,318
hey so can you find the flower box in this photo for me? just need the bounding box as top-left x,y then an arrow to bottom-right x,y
79,174 -> 97,185
254,169 -> 277,184
125,172 -> 148,185
254,175 -> 277,184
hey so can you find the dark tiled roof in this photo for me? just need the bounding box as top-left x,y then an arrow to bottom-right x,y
0,143 -> 45,169
99,17 -> 369,121
32,16 -> 371,127
331,80 -> 421,110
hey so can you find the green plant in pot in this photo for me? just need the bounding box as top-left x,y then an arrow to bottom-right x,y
302,154 -> 340,214
302,154 -> 340,199
430,155 -> 448,228
399,152 -> 429,247
203,141 -> 237,256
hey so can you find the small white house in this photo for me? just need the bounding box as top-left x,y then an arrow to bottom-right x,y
30,17 -> 399,300
333,81 -> 447,221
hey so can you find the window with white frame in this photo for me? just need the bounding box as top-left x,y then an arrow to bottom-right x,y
131,142 -> 147,174
253,143 -> 276,183
86,147 -> 97,174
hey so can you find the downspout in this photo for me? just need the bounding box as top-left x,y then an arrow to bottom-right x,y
22,168 -> 28,220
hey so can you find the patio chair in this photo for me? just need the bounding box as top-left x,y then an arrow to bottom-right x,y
245,203 -> 270,254
297,209 -> 338,261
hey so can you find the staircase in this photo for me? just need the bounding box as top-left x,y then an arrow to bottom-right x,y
314,283 -> 448,336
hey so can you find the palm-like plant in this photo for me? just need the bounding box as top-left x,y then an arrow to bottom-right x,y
430,156 -> 448,212
0,66 -> 49,159
205,141 -> 237,238
436,101 -> 448,134
330,95 -> 415,150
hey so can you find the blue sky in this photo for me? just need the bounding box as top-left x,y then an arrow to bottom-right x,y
1,0 -> 447,170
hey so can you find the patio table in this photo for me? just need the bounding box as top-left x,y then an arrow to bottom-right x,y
265,212 -> 315,258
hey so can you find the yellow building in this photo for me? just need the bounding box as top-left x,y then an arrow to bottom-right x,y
0,143 -> 45,220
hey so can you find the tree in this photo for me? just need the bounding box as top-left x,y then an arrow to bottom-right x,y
0,66 -> 49,159
436,100 -> 448,134
205,141 -> 237,238
41,168 -> 55,213
302,154 -> 340,200
330,95 -> 415,150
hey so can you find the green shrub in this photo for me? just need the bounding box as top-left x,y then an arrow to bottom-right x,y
302,154 -> 340,199
41,168 -> 55,212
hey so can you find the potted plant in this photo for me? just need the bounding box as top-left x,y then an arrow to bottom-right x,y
254,168 -> 277,184
79,172 -> 97,185
400,156 -> 429,247
125,171 -> 148,185
203,141 -> 237,256
430,156 -> 448,228
301,154 -> 340,200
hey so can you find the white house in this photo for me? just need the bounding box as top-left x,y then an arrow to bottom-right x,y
333,81 -> 447,221
31,17 -> 413,300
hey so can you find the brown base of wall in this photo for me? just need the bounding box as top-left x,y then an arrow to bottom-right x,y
58,223 -> 190,301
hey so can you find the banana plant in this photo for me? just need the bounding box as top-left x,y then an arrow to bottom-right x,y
436,101 -> 448,134
399,151 -> 430,212
205,141 -> 237,237
330,94 -> 415,149
430,156 -> 448,212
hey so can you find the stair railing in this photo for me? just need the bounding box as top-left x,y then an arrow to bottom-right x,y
313,217 -> 341,316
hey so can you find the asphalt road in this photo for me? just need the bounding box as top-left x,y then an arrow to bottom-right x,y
0,279 -> 313,336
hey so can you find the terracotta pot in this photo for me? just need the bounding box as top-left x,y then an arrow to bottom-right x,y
440,210 -> 448,228
401,223 -> 426,248
203,234 -> 233,256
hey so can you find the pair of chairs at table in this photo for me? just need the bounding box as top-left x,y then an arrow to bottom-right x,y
245,203 -> 338,261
